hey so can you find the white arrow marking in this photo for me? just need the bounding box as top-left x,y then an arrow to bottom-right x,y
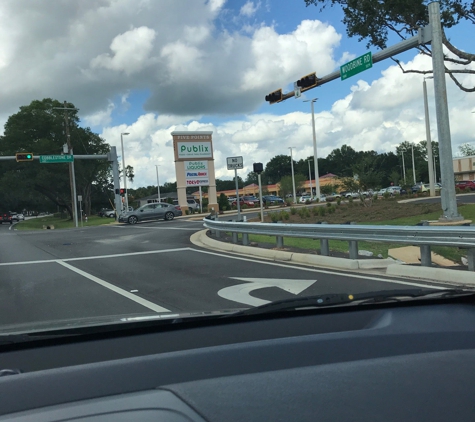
218,277 -> 316,307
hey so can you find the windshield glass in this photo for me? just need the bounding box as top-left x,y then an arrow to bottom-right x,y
0,0 -> 474,335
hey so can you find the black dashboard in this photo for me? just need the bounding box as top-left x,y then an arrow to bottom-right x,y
1,300 -> 475,421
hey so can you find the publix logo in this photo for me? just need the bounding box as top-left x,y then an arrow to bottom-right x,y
180,144 -> 209,153
178,142 -> 212,157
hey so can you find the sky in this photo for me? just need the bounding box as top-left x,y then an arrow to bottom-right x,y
0,0 -> 474,188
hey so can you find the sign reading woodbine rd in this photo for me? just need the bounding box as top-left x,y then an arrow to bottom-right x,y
340,52 -> 372,80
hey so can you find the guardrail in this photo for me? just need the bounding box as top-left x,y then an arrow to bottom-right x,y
202,217 -> 475,271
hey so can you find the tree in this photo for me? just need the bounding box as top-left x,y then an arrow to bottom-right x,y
304,0 -> 475,92
264,155 -> 293,184
459,142 -> 475,156
278,174 -> 306,200
0,99 -> 111,218
326,145 -> 359,177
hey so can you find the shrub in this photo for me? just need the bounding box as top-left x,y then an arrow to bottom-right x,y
319,207 -> 326,216
328,205 -> 335,214
383,191 -> 391,199
270,212 -> 279,223
373,194 -> 378,201
290,207 -> 297,215
465,187 -> 471,193
281,211 -> 290,220
336,198 -> 341,206
241,204 -> 248,210
312,206 -> 319,216
326,202 -> 332,208
286,200 -> 293,206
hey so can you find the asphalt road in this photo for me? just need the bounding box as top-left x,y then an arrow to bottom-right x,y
0,218 -> 450,329
400,193 -> 475,205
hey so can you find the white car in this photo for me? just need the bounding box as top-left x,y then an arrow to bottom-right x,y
299,196 -> 312,203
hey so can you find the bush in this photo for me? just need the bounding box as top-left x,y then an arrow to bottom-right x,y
286,200 -> 293,206
290,207 -> 297,215
241,204 -> 248,210
312,206 -> 319,216
326,202 -> 332,208
383,191 -> 391,199
373,194 -> 378,201
328,205 -> 335,214
336,198 -> 341,206
281,211 -> 290,220
270,212 -> 279,223
465,187 -> 471,193
319,207 -> 326,216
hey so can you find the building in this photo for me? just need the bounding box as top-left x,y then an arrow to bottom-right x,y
453,156 -> 475,181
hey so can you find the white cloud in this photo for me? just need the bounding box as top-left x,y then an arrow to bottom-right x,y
90,26 -> 156,75
240,1 -> 259,17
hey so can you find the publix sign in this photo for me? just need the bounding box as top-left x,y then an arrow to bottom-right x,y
177,142 -> 212,158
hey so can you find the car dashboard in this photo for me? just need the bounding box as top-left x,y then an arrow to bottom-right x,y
0,299 -> 475,421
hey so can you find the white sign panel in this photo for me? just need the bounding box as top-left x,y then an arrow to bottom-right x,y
227,156 -> 244,170
177,142 -> 212,158
184,161 -> 209,187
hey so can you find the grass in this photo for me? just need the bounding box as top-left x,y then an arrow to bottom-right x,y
14,214 -> 118,230
244,201 -> 475,264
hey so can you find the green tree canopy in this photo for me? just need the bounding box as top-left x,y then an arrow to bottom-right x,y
0,99 -> 111,217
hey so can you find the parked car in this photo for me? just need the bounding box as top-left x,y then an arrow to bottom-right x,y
261,195 -> 284,205
0,211 -> 12,224
119,202 -> 182,224
173,199 -> 199,211
231,196 -> 258,207
455,180 -> 475,191
299,195 -> 312,203
11,213 -> 25,221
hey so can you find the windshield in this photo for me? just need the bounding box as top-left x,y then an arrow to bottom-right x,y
0,0 -> 474,336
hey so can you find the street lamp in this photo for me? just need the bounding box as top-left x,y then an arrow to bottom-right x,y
155,165 -> 161,202
303,98 -> 320,201
308,158 -> 313,198
289,147 -> 297,203
120,132 -> 130,212
423,76 -> 435,196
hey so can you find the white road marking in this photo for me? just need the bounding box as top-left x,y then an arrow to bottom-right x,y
130,289 -> 139,292
0,247 -> 192,266
56,260 -> 170,313
189,248 -> 449,290
219,278 -> 317,307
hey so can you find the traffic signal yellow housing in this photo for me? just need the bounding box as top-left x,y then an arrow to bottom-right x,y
16,153 -> 34,162
265,89 -> 283,105
296,72 -> 317,92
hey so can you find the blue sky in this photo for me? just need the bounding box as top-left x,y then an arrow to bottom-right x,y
0,0 -> 473,187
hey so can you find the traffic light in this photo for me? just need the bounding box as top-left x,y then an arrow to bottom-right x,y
15,153 -> 34,162
296,72 -> 317,92
265,89 -> 283,105
120,188 -> 127,195
253,163 -> 263,174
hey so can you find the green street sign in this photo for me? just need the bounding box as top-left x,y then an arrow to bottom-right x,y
40,154 -> 74,164
340,52 -> 372,80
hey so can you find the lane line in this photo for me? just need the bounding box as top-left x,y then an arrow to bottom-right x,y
188,248 -> 449,290
56,260 -> 170,313
0,247 -> 192,266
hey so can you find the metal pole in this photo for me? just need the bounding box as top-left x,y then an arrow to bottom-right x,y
234,168 -> 241,221
70,148 -> 78,228
289,147 -> 297,203
308,159 -> 313,198
434,155 -> 437,183
79,199 -> 83,227
310,100 -> 321,200
428,1 -> 462,221
199,186 -> 203,213
258,173 -> 264,222
120,132 -> 130,212
109,147 -> 122,221
155,165 -> 161,202
401,151 -> 406,183
423,78 -> 436,196
411,143 -> 416,184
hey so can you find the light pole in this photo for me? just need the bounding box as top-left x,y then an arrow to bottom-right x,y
120,132 -> 130,212
411,143 -> 416,184
289,147 -> 297,203
423,76 -> 435,196
401,150 -> 406,183
304,98 -> 320,201
155,165 -> 161,202
308,158 -> 313,198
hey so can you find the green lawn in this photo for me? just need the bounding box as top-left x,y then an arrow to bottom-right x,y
244,204 -> 475,264
15,214 -> 118,230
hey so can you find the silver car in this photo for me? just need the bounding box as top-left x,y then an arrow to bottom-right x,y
119,202 -> 182,224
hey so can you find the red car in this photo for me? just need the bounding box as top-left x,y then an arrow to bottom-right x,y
231,196 -> 259,207
455,180 -> 475,191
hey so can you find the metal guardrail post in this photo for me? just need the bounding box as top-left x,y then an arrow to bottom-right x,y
320,222 -> 329,256
420,245 -> 432,267
232,232 -> 238,244
242,216 -> 249,245
349,241 -> 358,259
467,248 -> 475,272
276,236 -> 284,248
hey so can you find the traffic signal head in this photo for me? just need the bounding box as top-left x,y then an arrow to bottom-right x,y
120,188 -> 126,195
253,162 -> 263,174
265,89 -> 283,105
16,153 -> 34,162
296,72 -> 317,91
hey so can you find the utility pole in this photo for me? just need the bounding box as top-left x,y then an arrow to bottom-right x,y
289,147 -> 297,203
411,143 -> 416,184
423,77 -> 435,196
54,101 -> 78,227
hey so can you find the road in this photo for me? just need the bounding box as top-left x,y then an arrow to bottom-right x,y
0,218 -> 450,329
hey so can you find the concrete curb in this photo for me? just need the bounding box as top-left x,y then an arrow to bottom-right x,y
386,264 -> 475,284
191,230 -> 397,271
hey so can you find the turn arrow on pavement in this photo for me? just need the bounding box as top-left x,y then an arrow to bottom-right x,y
218,277 -> 317,307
